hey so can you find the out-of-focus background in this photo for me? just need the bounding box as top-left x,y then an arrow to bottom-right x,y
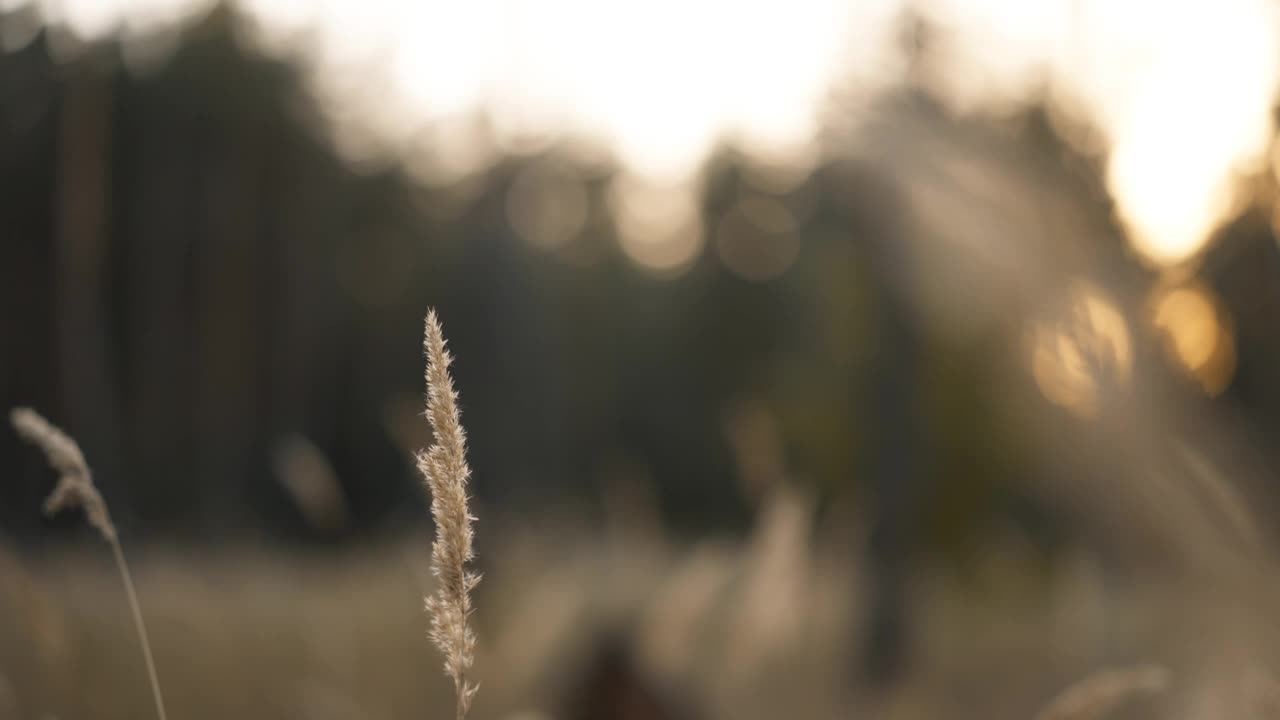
4,1 -> 1280,718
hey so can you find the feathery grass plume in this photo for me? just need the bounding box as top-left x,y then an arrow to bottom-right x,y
10,407 -> 168,720
1032,664 -> 1170,720
418,311 -> 481,720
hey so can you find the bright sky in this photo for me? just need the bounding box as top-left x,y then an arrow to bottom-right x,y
20,0 -> 1280,266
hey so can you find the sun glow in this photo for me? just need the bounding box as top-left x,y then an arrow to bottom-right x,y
13,0 -> 1280,268
1096,0 -> 1280,266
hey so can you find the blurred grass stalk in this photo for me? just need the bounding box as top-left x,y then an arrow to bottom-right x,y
9,407 -> 168,720
1032,664 -> 1169,720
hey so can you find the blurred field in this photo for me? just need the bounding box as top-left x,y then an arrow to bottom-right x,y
5,507 -> 1278,720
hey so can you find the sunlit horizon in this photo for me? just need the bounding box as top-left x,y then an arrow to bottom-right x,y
15,0 -> 1280,267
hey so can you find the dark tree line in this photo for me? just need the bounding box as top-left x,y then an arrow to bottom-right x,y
4,5 -> 1280,575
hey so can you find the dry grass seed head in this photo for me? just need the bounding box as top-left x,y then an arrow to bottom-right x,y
8,407 -> 166,720
419,310 -> 481,719
10,408 -> 115,541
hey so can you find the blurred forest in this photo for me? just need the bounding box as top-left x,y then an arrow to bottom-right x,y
11,4 -> 1280,719
3,1 -> 1280,570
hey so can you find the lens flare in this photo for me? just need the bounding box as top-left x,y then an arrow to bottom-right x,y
1149,283 -> 1236,396
609,174 -> 704,276
1030,283 -> 1132,417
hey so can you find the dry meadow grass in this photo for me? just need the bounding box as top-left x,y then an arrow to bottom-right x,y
5,314 -> 1280,720
3,515 -> 1274,720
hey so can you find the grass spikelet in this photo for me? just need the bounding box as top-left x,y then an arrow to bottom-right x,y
418,311 -> 481,720
10,407 -> 168,720
11,407 -> 114,541
1033,664 -> 1170,720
